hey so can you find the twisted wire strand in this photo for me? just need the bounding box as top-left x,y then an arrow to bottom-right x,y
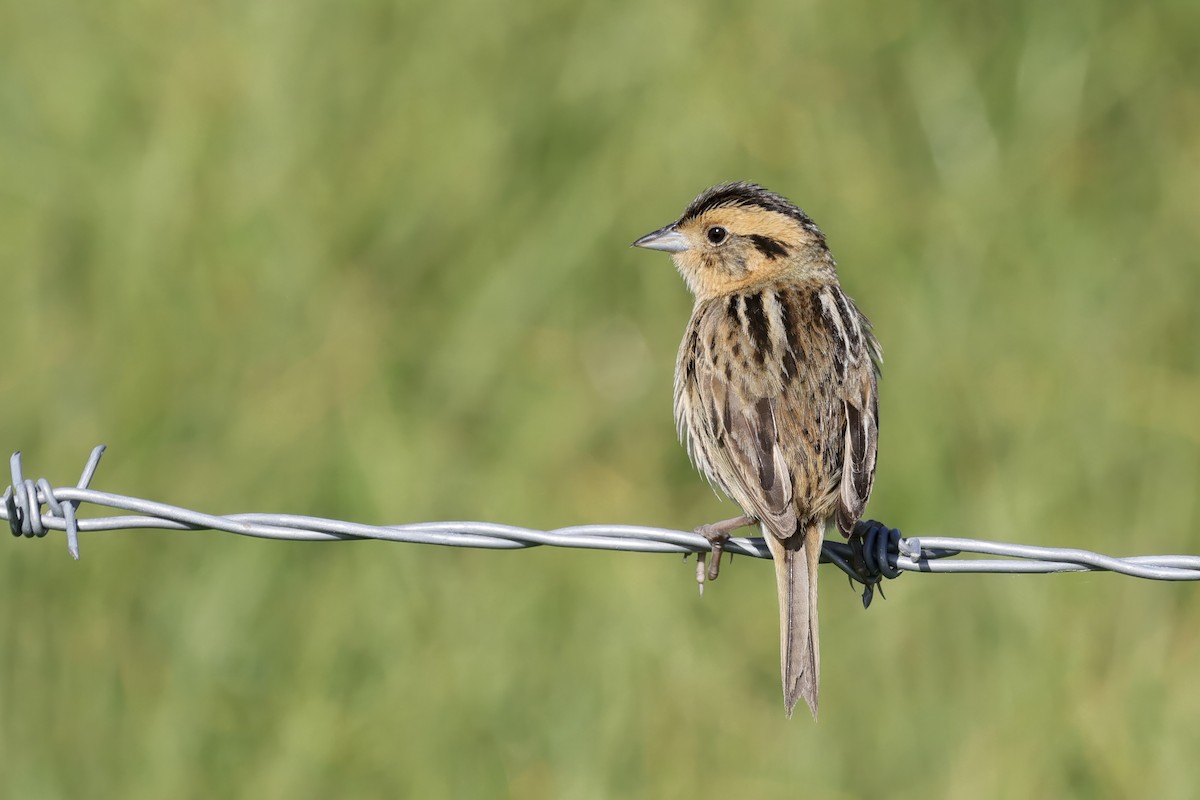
7,448 -> 1200,595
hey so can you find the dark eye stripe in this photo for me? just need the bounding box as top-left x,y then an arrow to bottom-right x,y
748,234 -> 789,260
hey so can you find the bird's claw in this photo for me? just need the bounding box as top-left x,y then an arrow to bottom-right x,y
694,524 -> 733,584
690,515 -> 755,595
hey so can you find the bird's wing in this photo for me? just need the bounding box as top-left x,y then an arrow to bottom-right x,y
835,368 -> 878,536
699,367 -> 797,537
679,303 -> 798,538
835,309 -> 881,537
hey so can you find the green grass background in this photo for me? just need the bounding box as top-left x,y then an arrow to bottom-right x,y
3,0 -> 1200,797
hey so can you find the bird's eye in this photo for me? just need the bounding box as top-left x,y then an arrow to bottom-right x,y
706,226 -> 728,245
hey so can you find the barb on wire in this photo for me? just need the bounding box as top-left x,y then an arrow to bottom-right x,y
6,448 -> 1200,607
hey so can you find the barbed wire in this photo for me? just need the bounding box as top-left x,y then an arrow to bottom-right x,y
6,447 -> 1200,606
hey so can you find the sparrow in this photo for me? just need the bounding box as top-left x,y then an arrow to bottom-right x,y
632,182 -> 881,718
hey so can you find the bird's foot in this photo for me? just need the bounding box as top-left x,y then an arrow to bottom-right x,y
693,514 -> 756,592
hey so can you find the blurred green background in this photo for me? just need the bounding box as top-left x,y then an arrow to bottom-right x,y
3,0 -> 1199,797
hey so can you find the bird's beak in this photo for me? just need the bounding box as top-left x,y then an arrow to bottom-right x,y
631,225 -> 690,253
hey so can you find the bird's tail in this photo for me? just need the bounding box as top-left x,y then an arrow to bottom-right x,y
766,520 -> 823,719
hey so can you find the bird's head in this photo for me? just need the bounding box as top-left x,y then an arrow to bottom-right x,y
632,182 -> 834,300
